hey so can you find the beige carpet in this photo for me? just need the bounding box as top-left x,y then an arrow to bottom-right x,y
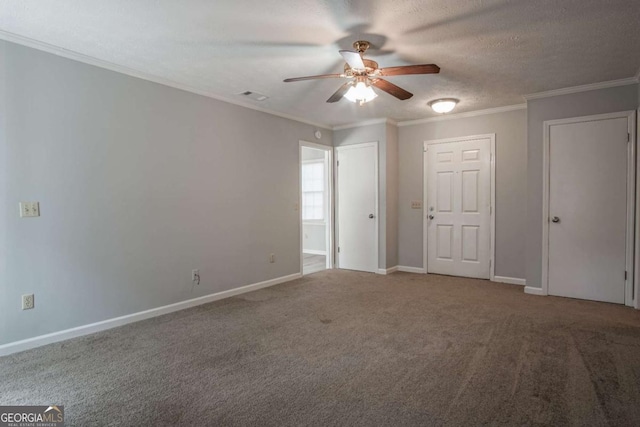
2,270 -> 640,426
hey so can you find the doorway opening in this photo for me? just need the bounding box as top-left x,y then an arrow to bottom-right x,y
300,142 -> 333,275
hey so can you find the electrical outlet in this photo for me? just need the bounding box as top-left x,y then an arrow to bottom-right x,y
411,200 -> 423,209
269,253 -> 275,263
22,294 -> 34,310
19,202 -> 40,217
192,269 -> 200,285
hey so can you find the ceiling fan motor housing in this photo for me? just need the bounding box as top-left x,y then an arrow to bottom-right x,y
344,59 -> 380,77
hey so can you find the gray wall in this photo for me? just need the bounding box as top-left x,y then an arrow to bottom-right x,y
525,84 -> 639,288
334,123 -> 391,270
385,124 -> 399,268
0,40 -> 332,345
398,109 -> 527,279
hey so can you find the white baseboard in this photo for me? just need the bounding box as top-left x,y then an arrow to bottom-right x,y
0,272 -> 302,357
302,250 -> 326,256
524,286 -> 546,296
493,276 -> 526,286
377,266 -> 399,275
397,266 -> 427,274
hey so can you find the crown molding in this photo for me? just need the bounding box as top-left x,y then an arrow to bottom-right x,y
0,30 -> 333,130
523,77 -> 639,101
332,118 -> 397,131
396,104 -> 526,127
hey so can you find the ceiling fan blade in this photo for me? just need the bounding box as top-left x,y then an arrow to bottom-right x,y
339,50 -> 365,70
370,79 -> 413,100
378,64 -> 440,76
326,82 -> 352,103
283,73 -> 342,82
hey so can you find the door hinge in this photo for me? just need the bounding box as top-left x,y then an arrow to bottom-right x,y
625,270 -> 628,280
337,160 -> 339,166
628,133 -> 631,142
338,246 -> 340,253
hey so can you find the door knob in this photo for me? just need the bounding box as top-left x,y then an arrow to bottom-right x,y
428,215 -> 435,220
369,214 -> 374,219
551,216 -> 560,223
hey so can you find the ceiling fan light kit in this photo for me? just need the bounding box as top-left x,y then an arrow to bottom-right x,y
283,40 -> 440,105
344,79 -> 378,105
429,98 -> 459,114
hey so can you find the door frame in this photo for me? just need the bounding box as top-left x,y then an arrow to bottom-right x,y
541,111 -> 637,307
422,134 -> 496,280
299,140 -> 334,274
335,141 -> 379,272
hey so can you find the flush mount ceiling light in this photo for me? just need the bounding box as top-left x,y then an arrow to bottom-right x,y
429,98 -> 459,114
343,79 -> 378,106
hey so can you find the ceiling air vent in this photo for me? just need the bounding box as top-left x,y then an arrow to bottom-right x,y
238,91 -> 269,101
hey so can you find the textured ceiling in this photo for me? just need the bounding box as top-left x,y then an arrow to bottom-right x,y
1,0 -> 639,127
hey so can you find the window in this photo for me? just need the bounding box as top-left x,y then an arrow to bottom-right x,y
302,161 -> 325,221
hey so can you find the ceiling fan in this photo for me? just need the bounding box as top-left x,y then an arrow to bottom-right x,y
283,40 -> 440,105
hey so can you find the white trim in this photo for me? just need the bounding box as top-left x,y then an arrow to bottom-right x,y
303,249 -> 327,256
542,111 -> 636,304
301,158 -> 325,166
397,104 -> 526,127
493,276 -> 526,286
524,78 -> 639,101
335,142 -> 379,273
298,140 -> 332,151
0,30 -> 332,131
299,141 -> 334,275
636,109 -> 640,310
627,112 -> 637,307
490,138 -> 496,281
302,220 -> 326,226
524,286 -> 545,296
0,273 -> 301,357
377,266 -> 398,275
333,118 -> 397,131
397,266 -> 427,274
423,134 -> 496,281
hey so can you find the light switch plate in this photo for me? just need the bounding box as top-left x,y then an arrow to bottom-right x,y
19,202 -> 30,217
411,200 -> 423,209
19,202 -> 40,217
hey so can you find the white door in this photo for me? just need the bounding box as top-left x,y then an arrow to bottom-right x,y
426,137 -> 491,279
548,116 -> 630,304
337,143 -> 378,273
